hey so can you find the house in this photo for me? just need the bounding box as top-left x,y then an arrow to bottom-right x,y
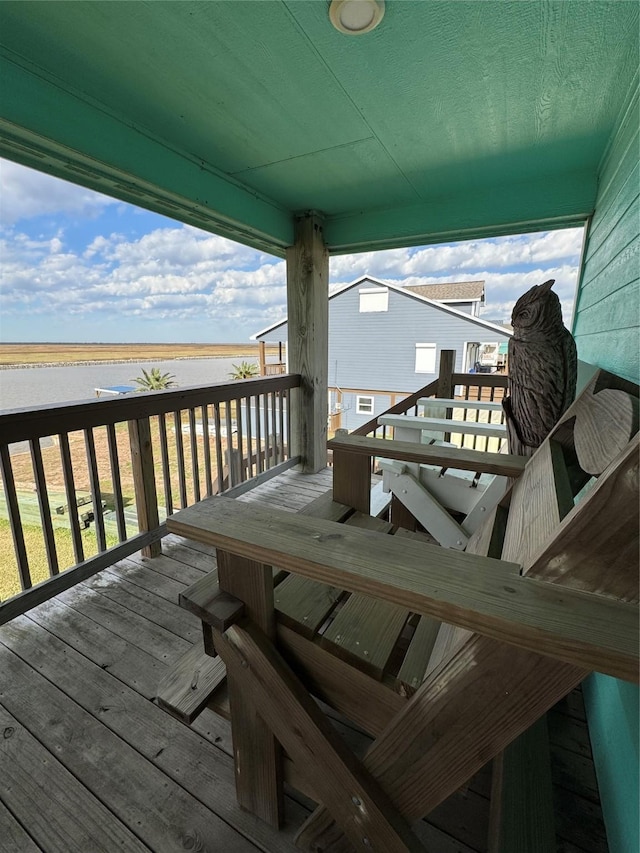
0,3 -> 637,851
254,276 -> 511,430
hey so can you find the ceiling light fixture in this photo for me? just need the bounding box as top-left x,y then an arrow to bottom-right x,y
329,0 -> 385,35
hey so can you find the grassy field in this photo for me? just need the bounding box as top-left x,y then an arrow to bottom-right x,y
0,342 -> 277,366
0,518 -> 120,601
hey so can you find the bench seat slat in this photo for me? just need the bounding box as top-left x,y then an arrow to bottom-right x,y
275,576 -> 343,638
321,596 -> 411,680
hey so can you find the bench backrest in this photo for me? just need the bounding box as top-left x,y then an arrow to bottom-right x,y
427,367 -> 639,682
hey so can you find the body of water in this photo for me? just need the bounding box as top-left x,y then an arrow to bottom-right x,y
0,357 -> 257,411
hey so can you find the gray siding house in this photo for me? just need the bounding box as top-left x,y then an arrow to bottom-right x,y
254,276 -> 511,431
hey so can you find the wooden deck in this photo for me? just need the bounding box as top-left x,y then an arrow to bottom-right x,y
0,468 -> 608,853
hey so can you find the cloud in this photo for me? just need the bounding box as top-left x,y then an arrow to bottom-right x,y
0,160 -> 584,339
0,159 -> 118,225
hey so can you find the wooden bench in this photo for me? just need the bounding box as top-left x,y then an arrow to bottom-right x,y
162,367 -> 638,850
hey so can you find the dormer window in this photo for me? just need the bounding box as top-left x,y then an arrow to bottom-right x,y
359,286 -> 388,312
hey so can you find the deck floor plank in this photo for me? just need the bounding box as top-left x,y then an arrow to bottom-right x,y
80,570 -> 201,643
54,582 -> 192,663
0,796 -> 44,853
0,703 -> 151,853
0,615 -> 307,853
0,642 -> 263,853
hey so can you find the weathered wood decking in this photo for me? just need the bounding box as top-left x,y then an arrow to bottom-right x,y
0,468 -> 608,853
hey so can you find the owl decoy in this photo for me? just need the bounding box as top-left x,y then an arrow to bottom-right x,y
502,279 -> 577,457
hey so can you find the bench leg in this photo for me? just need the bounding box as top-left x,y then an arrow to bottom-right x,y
216,550 -> 283,827
215,620 -> 424,852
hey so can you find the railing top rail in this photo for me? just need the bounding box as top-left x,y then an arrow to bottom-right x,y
351,372 -> 508,437
0,373 -> 301,443
352,379 -> 440,436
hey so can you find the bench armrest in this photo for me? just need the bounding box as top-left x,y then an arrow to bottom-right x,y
328,433 -> 525,478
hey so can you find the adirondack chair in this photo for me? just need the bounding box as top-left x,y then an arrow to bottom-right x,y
162,367 -> 638,851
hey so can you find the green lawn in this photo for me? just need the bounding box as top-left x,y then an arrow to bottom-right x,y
0,517 -> 119,602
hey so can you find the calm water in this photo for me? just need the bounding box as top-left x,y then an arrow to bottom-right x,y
0,357 -> 256,412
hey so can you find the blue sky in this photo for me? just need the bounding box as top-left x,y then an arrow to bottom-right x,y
0,158 -> 585,343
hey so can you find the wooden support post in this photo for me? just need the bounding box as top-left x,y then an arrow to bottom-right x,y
332,430 -> 370,513
437,350 -> 456,442
437,349 -> 456,399
258,340 -> 266,376
286,212 -> 329,473
128,417 -> 161,558
215,550 -> 283,827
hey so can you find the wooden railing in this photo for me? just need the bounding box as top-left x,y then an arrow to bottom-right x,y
0,373 -> 300,622
353,350 -> 508,453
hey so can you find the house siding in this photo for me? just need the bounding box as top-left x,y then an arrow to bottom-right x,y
572,77 -> 639,853
262,284 -> 509,397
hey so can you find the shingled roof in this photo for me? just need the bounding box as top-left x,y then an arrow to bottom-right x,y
403,281 -> 485,302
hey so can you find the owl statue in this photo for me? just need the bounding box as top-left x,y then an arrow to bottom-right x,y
502,279 -> 577,457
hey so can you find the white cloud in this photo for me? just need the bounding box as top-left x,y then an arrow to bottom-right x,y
0,159 -> 118,225
0,158 -> 584,338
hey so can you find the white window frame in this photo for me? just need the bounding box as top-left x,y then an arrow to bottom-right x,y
359,287 -> 389,313
356,395 -> 375,415
415,343 -> 437,374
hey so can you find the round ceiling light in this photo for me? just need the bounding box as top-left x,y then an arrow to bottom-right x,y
329,0 -> 385,35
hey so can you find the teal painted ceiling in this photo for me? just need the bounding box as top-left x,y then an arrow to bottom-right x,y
0,1 -> 637,255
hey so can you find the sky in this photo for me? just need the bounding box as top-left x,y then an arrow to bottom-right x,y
0,158 -> 585,343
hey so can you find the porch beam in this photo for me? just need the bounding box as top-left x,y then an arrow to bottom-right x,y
323,171 -> 594,255
286,213 -> 329,473
0,57 -> 292,256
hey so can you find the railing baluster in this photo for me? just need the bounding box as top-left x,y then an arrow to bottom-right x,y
188,408 -> 201,503
158,413 -> 173,516
270,391 -> 278,465
278,389 -> 285,462
0,444 -> 31,590
225,402 -> 235,487
213,404 -> 224,492
263,392 -> 271,469
245,397 -> 253,479
255,394 -> 263,474
235,398 -> 245,483
173,411 -> 188,508
59,432 -> 85,565
201,405 -> 213,497
285,389 -> 291,462
29,438 -> 59,576
106,423 -> 127,542
84,428 -> 107,552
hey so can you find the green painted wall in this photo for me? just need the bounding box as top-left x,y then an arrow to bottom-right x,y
572,74 -> 639,853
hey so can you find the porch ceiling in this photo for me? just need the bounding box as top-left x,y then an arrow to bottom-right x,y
0,1 -> 637,256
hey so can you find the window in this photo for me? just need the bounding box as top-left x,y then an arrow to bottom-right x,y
415,343 -> 437,373
359,287 -> 389,312
356,395 -> 374,415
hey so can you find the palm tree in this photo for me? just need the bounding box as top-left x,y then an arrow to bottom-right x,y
229,360 -> 259,380
132,367 -> 177,391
